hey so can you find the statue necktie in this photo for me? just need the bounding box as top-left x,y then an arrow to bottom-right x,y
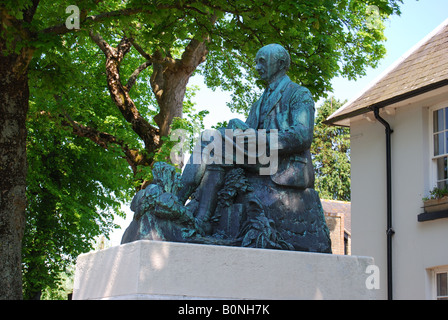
259,87 -> 272,128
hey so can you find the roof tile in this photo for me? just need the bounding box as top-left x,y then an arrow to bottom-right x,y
327,19 -> 448,125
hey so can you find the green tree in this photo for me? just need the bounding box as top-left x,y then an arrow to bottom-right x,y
23,107 -> 135,299
0,0 -> 402,299
24,43 -> 207,298
312,97 -> 351,201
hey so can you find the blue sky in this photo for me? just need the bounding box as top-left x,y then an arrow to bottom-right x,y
332,0 -> 448,103
191,0 -> 448,129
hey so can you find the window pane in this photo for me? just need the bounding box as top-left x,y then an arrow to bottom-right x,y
434,109 -> 444,132
434,133 -> 444,156
445,132 -> 448,155
445,107 -> 448,130
437,157 -> 448,180
437,273 -> 447,297
437,181 -> 448,189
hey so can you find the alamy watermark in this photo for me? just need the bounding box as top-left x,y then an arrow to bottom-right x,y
65,5 -> 80,30
62,3 -> 381,177
365,265 -> 380,290
64,4 -> 383,32
366,5 -> 382,30
169,128 -> 279,176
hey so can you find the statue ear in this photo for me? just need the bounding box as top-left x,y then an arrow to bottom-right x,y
277,59 -> 286,71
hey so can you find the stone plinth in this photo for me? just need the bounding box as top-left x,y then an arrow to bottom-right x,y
73,240 -> 377,300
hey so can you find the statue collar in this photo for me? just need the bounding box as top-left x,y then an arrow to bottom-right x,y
254,75 -> 291,128
266,74 -> 289,93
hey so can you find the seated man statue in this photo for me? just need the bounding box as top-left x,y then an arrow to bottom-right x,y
122,44 -> 331,253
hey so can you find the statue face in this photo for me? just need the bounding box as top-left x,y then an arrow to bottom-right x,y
255,46 -> 286,84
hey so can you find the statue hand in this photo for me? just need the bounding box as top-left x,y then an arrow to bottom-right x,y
227,118 -> 249,130
153,193 -> 196,226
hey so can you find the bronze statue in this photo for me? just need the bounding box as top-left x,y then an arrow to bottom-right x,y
122,44 -> 331,253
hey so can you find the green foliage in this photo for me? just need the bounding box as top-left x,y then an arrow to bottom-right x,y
23,104 -> 135,299
199,0 -> 402,113
153,86 -> 210,170
423,187 -> 448,201
40,265 -> 75,300
312,97 -> 351,201
1,0 -> 403,298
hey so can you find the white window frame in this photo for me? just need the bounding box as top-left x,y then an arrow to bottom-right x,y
429,101 -> 448,190
429,265 -> 448,300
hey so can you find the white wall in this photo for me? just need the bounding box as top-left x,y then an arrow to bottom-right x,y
350,93 -> 448,299
351,117 -> 389,299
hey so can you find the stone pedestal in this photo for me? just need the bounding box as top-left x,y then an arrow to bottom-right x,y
73,240 -> 377,300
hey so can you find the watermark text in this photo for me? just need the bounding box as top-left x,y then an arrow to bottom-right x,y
170,128 -> 279,176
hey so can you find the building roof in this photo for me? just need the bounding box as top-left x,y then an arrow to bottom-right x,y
321,199 -> 351,234
326,18 -> 448,126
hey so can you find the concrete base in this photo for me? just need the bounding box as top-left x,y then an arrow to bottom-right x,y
73,240 -> 377,300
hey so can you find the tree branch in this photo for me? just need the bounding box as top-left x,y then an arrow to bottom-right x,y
40,1 -> 194,36
128,38 -> 153,61
63,114 -> 119,149
51,95 -> 152,177
125,60 -> 152,91
23,0 -> 40,23
40,7 -> 145,35
60,112 -> 150,175
88,29 -> 115,57
88,31 -> 160,154
179,38 -> 208,72
127,37 -> 175,68
116,36 -> 132,61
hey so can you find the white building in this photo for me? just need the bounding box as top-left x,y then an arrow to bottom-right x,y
326,18 -> 448,300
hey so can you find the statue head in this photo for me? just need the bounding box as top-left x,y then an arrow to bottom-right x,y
255,44 -> 290,84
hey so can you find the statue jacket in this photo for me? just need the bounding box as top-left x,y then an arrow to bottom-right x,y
245,75 -> 315,189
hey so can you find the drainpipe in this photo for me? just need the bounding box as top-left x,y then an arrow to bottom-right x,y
371,107 -> 395,300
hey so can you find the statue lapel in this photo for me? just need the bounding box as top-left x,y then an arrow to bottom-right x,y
250,98 -> 262,129
263,75 -> 290,126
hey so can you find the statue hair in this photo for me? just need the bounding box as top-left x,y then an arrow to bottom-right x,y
262,44 -> 291,71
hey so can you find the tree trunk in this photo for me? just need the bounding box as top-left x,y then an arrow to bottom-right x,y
0,40 -> 33,299
151,39 -> 209,138
151,60 -> 190,137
